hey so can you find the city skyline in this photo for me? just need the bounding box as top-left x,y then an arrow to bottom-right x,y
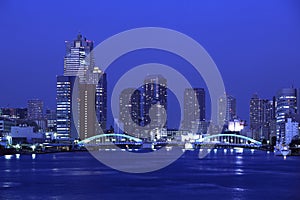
1,1 -> 300,124
2,77 -> 300,131
1,29 -> 300,130
1,2 -> 300,199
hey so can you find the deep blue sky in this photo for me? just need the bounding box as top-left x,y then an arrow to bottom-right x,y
1,0 -> 300,127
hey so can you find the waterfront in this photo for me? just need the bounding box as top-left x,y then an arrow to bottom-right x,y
1,149 -> 299,200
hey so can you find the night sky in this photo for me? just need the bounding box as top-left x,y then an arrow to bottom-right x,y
1,0 -> 300,127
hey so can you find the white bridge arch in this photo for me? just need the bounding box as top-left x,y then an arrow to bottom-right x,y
196,133 -> 262,145
78,133 -> 142,145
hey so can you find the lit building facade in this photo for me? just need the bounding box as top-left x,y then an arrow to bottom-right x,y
228,119 -> 245,132
64,34 -> 94,82
0,117 -> 16,135
27,99 -> 44,120
285,118 -> 299,145
27,99 -> 46,131
119,88 -> 141,136
142,75 -> 167,129
45,109 -> 56,132
56,76 -> 76,139
0,108 -> 27,119
276,88 -> 299,146
218,94 -> 236,127
249,94 -> 276,140
182,88 -> 206,134
57,34 -> 107,140
95,72 -> 107,131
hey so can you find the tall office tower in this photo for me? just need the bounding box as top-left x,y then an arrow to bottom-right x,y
95,72 -> 107,131
276,88 -> 299,146
182,88 -> 206,134
27,99 -> 44,120
249,94 -> 276,140
265,99 -> 277,141
217,94 -> 236,127
64,34 -> 94,81
119,88 -> 141,136
265,99 -> 276,123
58,34 -> 107,140
76,67 -> 106,139
78,82 -> 97,139
56,76 -> 77,139
142,75 -> 167,137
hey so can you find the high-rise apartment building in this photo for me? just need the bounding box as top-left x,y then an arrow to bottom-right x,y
182,88 -> 206,133
141,75 -> 167,139
119,88 -> 141,136
95,72 -> 107,131
27,99 -> 44,120
249,94 -> 276,140
217,94 -> 236,127
142,75 -> 167,130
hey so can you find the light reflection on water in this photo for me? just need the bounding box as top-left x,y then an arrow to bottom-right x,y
235,155 -> 243,165
0,150 -> 299,200
4,155 -> 13,160
234,168 -> 244,175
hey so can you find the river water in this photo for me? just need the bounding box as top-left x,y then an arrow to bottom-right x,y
0,149 -> 299,200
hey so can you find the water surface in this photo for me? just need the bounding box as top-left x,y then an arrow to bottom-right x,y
1,149 -> 299,200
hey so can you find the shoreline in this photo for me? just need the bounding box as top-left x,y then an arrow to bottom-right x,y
2,146 -> 300,157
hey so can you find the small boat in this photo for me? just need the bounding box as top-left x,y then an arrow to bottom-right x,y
274,145 -> 291,157
184,142 -> 194,150
280,146 -> 291,156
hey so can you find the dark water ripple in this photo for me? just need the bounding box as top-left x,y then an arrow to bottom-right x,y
0,149 -> 299,200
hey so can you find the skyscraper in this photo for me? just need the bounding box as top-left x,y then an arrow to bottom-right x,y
249,94 -> 275,140
78,82 -> 98,139
64,34 -> 94,82
27,99 -> 44,120
142,75 -> 167,138
95,72 -> 107,131
276,88 -> 299,146
56,34 -> 107,140
182,88 -> 206,133
217,94 -> 236,127
119,88 -> 141,136
56,76 -> 76,139
27,99 -> 45,131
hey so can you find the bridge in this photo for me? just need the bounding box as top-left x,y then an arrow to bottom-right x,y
77,133 -> 261,148
77,133 -> 143,146
1,133 -> 262,153
195,133 -> 262,147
